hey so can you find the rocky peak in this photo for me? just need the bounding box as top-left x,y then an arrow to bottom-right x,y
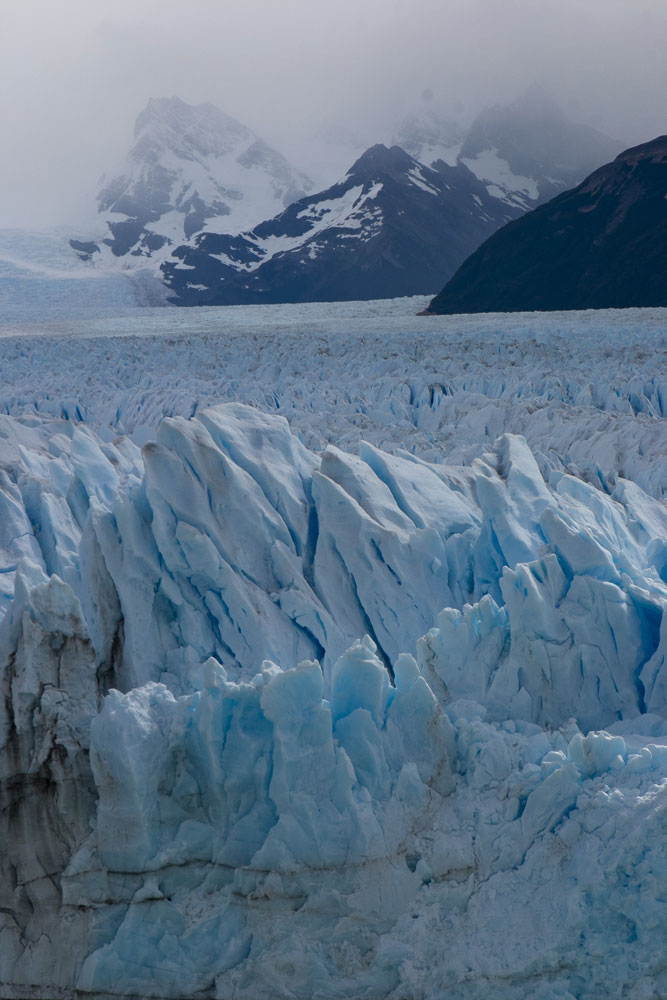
130,96 -> 256,163
345,143 -> 423,183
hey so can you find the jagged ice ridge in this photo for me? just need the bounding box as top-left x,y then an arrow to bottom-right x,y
0,302 -> 667,999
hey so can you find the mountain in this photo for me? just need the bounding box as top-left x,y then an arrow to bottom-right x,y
426,134 -> 667,314
162,144 -> 520,305
64,90 -> 623,306
457,86 -> 622,210
391,105 -> 470,167
70,97 -> 313,262
159,91 -> 622,306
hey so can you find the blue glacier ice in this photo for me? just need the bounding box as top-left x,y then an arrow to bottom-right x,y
0,326 -> 666,1000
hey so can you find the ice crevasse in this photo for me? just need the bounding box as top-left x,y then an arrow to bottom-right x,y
1,402 -> 667,999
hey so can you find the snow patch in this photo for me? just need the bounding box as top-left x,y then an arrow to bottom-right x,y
462,146 -> 540,206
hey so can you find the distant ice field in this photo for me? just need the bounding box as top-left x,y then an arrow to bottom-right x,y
1,296 -> 665,497
2,295 -> 667,999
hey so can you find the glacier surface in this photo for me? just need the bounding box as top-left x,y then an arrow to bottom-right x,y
0,299 -> 666,999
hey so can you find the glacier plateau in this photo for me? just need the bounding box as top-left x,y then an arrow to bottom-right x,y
0,300 -> 666,999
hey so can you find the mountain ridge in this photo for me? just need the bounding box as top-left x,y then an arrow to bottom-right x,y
426,133 -> 667,314
68,91 -> 625,304
162,142 -> 520,305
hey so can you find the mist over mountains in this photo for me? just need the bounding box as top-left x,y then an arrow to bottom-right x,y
74,97 -> 313,260
457,86 -> 621,210
64,89 -> 622,305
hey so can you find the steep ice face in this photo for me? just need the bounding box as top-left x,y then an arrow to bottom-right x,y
88,642 -> 452,877
0,392 -> 666,998
5,401 -> 658,720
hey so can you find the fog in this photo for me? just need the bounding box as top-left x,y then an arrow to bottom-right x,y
2,0 -> 666,227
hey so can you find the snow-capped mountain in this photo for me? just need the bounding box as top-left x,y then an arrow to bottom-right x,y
427,133 -> 667,314
158,89 -> 621,307
391,105 -> 471,168
61,88 -> 624,305
457,86 -> 622,210
70,97 -> 313,262
163,143 -> 520,305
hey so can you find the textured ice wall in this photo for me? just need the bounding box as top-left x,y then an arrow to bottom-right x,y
0,401 -> 666,999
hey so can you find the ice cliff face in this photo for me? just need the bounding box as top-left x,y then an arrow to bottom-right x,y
1,399 -> 667,999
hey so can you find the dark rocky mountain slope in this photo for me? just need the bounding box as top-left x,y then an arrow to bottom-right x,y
427,135 -> 667,314
163,144 -> 519,305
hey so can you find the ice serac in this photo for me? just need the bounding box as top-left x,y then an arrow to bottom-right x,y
1,401 -> 667,999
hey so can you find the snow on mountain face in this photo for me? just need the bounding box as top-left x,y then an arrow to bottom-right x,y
1,302 -> 667,999
458,87 -> 622,210
72,97 -> 313,263
391,105 -> 470,167
53,88 -> 623,307
163,144 -> 519,305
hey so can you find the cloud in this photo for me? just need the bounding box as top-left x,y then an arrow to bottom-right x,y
1,0 -> 666,227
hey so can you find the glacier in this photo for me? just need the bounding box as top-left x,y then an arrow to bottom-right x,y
0,300 -> 666,999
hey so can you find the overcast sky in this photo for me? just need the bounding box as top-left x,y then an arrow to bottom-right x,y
2,0 -> 667,227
